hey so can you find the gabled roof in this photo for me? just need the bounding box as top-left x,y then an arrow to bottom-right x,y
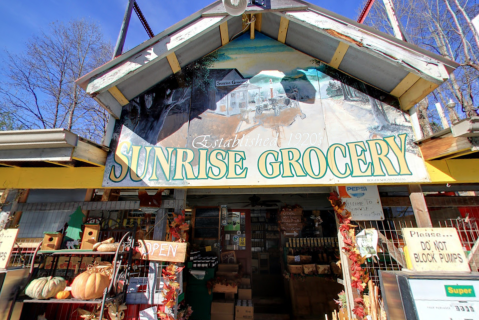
76,0 -> 458,120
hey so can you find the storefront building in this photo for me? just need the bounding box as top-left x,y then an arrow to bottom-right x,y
1,1 -> 479,320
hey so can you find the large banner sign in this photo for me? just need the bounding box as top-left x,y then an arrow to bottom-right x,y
103,33 -> 430,187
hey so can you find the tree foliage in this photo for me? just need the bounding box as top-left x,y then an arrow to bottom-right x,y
361,0 -> 479,131
0,19 -> 112,142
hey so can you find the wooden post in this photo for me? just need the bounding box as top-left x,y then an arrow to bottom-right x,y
408,185 -> 433,227
9,189 -> 30,228
250,14 -> 255,39
409,106 -> 423,140
381,0 -> 405,40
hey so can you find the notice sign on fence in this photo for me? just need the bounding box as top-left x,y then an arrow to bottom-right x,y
0,229 -> 19,269
403,228 -> 470,272
337,185 -> 384,221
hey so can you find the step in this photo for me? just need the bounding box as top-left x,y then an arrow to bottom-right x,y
254,313 -> 290,320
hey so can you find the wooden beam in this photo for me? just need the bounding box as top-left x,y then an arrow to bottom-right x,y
399,78 -> 439,111
16,201 -> 139,212
166,52 -> 181,74
329,42 -> 349,69
72,140 -> 107,167
0,167 -> 104,189
44,161 -> 75,168
107,86 -> 129,106
381,196 -> 479,207
11,189 -> 30,228
0,163 -> 19,168
408,184 -> 432,227
219,21 -> 229,45
250,14 -> 255,39
419,132 -> 473,160
86,17 -> 227,96
0,148 -> 73,162
426,159 -> 479,184
255,13 -> 262,31
390,72 -> 420,97
278,17 -> 290,43
281,11 -> 449,86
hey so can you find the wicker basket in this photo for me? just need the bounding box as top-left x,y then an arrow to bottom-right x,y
303,264 -> 316,275
288,264 -> 303,274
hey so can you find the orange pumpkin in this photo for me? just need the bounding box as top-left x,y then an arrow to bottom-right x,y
55,291 -> 70,299
71,271 -> 110,300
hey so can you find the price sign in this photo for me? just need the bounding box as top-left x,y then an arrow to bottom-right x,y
0,229 -> 19,269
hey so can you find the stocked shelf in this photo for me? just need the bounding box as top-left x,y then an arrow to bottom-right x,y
38,250 -> 119,256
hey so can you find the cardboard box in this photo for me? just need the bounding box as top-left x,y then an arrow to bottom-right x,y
211,314 -> 234,320
211,301 -> 235,314
218,264 -> 239,272
288,264 -> 303,274
235,305 -> 254,320
241,276 -> 251,286
238,288 -> 252,300
303,264 -> 316,275
213,283 -> 238,294
216,271 -> 238,279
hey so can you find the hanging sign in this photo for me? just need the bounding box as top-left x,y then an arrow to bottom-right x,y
137,240 -> 187,263
337,185 -> 384,220
0,229 -> 19,269
403,228 -> 470,272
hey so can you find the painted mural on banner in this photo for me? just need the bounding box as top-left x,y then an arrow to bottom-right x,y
104,33 -> 429,187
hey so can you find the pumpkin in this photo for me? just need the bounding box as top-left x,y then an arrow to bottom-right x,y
25,276 -> 66,300
56,290 -> 70,299
71,268 -> 110,300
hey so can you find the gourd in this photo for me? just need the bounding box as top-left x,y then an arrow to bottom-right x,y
55,290 -> 70,299
25,276 -> 66,300
71,263 -> 112,300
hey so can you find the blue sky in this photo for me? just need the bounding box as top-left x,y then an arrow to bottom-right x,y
0,0 -> 361,57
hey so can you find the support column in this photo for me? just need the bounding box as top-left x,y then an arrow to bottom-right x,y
408,185 -> 433,227
4,189 -> 30,228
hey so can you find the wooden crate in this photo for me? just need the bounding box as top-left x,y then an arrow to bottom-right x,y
303,264 -> 316,275
316,265 -> 331,274
288,264 -> 303,274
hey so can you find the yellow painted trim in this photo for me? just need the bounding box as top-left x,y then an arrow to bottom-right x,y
166,52 -> 181,74
0,167 -> 105,189
399,78 -> 439,111
329,42 -> 349,69
107,86 -> 129,106
219,21 -> 229,46
278,17 -> 289,43
2,159 -> 476,189
390,72 -> 420,97
426,159 -> 479,183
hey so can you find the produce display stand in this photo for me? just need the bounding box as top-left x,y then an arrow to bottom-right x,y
8,224 -> 138,320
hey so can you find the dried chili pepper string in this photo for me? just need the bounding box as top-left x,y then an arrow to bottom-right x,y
328,192 -> 368,319
157,210 -> 189,320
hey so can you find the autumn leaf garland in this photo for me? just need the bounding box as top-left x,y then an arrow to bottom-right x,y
158,210 -> 191,320
328,192 -> 369,320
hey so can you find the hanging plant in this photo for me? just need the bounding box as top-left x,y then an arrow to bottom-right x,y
328,192 -> 369,320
